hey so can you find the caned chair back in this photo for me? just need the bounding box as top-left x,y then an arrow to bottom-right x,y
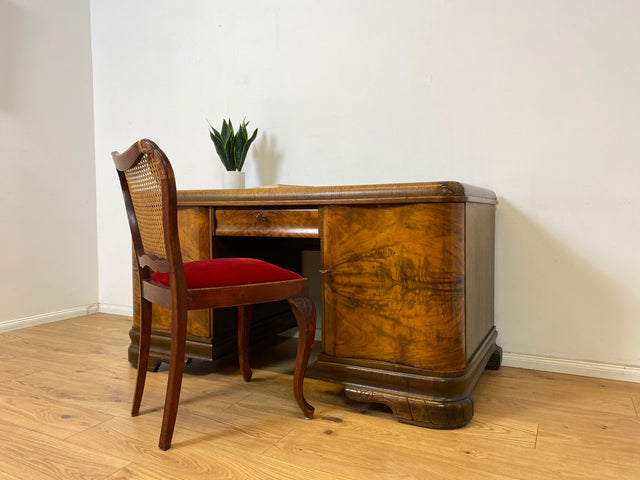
112,139 -> 183,280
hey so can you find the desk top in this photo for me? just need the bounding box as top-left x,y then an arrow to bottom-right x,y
178,181 -> 497,207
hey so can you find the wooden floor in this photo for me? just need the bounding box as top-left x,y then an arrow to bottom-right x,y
1,313 -> 639,479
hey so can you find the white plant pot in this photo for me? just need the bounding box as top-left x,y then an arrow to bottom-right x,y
222,170 -> 245,189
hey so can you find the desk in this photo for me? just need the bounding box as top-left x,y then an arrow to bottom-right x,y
130,181 -> 501,429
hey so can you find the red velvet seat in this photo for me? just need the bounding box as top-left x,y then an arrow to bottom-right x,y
151,258 -> 302,289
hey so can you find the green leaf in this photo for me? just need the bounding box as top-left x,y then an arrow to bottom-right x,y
208,128 -> 229,168
221,119 -> 232,144
235,125 -> 248,169
225,138 -> 235,169
237,128 -> 257,171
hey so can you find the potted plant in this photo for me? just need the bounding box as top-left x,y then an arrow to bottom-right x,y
208,118 -> 258,188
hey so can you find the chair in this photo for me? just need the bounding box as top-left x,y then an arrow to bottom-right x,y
112,139 -> 316,450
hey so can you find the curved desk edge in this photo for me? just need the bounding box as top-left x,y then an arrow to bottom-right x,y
177,181 -> 498,207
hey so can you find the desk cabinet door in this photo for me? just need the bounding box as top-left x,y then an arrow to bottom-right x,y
320,203 -> 466,371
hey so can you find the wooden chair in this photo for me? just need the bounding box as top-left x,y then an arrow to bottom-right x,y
112,139 -> 316,450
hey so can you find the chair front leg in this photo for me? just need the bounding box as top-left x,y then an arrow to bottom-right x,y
238,305 -> 253,382
132,297 -> 152,417
158,306 -> 188,451
288,296 -> 316,419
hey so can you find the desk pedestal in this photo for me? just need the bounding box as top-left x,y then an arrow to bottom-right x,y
316,202 -> 500,428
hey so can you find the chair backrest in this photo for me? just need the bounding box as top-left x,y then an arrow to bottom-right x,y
112,139 -> 185,286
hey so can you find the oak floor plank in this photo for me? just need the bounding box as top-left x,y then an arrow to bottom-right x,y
5,314 -> 128,349
67,415 -> 239,471
0,329 -> 24,342
10,368 -> 135,418
173,401 -> 302,453
0,417 -> 129,480
265,420 -> 519,480
266,414 -> 639,480
0,471 -> 23,480
68,416 -> 349,480
69,395 -> 300,456
536,415 -> 640,468
0,322 -> 133,383
2,313 -> 640,480
0,351 -> 41,381
474,368 -> 638,417
474,389 -> 638,428
104,463 -> 185,480
0,381 -> 114,439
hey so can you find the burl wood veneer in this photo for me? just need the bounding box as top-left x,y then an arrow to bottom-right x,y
318,200 -> 500,428
130,181 -> 501,428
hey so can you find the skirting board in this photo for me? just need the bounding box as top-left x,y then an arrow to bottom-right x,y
503,352 -> 640,384
0,304 -> 100,333
98,303 -> 134,317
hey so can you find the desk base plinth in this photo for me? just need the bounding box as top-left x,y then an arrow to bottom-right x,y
316,331 -> 501,429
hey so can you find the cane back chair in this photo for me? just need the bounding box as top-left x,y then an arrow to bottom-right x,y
112,139 -> 316,450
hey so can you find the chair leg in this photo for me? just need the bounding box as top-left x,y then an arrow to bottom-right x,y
238,305 -> 253,382
158,307 -> 188,451
132,297 -> 152,417
288,296 -> 316,419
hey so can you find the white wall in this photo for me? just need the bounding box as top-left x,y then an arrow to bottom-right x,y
91,1 -> 640,378
0,0 -> 98,328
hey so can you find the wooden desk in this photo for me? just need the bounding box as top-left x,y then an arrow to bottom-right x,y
130,181 -> 501,429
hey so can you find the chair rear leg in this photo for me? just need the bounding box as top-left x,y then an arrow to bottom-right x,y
132,297 -> 152,417
238,305 -> 253,382
288,296 -> 316,419
158,307 -> 188,451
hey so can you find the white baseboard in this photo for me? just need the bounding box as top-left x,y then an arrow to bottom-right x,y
98,303 -> 134,317
0,304 -> 100,333
503,352 -> 640,384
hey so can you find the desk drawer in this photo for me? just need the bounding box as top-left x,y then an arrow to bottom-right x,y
214,208 -> 319,238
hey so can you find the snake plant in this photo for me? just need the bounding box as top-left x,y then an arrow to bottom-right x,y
208,118 -> 258,171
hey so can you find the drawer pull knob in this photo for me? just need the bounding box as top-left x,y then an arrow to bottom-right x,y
256,212 -> 268,223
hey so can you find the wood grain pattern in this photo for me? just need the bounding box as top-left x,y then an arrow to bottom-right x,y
321,203 -> 466,371
344,385 -> 474,427
215,207 -> 319,238
473,367 -> 640,420
2,314 -> 640,479
536,417 -> 640,468
465,202 -> 497,361
0,418 -> 128,480
178,181 -> 497,207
